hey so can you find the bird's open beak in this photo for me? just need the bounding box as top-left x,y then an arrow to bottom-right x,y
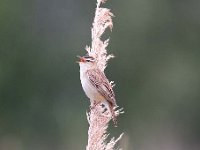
76,55 -> 85,63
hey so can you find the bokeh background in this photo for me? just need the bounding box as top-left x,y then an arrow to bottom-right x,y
0,0 -> 200,150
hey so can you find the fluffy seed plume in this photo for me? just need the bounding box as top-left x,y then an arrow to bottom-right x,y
86,104 -> 124,150
85,0 -> 124,150
86,0 -> 114,71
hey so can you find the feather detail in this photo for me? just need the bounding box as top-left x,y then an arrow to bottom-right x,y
86,69 -> 116,107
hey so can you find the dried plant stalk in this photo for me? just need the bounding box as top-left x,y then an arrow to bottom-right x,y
86,104 -> 123,150
85,0 -> 123,150
86,0 -> 114,71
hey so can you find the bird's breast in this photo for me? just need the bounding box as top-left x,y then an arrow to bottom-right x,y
80,73 -> 104,102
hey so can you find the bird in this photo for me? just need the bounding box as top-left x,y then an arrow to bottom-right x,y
77,55 -> 117,124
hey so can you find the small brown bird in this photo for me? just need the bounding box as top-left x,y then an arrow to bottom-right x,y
78,55 -> 117,124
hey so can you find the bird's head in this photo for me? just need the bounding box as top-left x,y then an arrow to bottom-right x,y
77,55 -> 96,69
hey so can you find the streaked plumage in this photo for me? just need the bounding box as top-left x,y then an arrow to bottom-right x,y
78,55 -> 117,124
86,69 -> 116,108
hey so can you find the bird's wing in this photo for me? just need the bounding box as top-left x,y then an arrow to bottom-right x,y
86,69 -> 116,107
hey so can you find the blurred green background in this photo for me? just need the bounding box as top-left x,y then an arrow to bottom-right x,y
0,0 -> 200,150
